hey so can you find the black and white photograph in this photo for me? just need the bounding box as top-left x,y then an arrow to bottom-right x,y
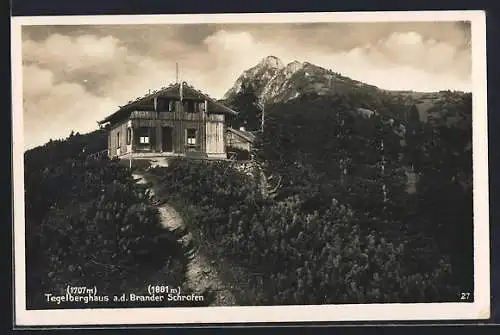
12,11 -> 489,326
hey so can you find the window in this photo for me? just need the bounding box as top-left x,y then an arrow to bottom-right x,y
186,101 -> 196,113
126,128 -> 131,145
136,127 -> 151,146
187,129 -> 197,146
199,101 -> 206,113
117,132 -> 120,146
156,98 -> 174,112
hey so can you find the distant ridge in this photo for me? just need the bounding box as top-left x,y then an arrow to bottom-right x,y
223,55 -> 468,107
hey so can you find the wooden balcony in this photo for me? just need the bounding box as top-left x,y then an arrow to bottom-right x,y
130,110 -> 224,122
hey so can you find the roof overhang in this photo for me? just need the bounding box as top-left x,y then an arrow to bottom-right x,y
210,100 -> 238,116
227,127 -> 256,143
98,82 -> 238,125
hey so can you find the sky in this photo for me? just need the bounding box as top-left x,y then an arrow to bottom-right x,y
20,21 -> 471,149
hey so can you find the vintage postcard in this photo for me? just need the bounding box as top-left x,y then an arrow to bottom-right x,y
12,10 -> 489,327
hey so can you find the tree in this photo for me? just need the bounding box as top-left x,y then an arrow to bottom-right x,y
24,130 -> 187,308
403,93 -> 473,293
230,82 -> 261,131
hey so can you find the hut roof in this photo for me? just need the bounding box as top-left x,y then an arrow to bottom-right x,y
98,81 -> 238,125
227,127 -> 257,143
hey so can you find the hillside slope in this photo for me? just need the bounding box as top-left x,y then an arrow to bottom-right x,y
223,55 -> 471,129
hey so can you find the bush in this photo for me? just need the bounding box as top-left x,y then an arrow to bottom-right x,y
147,157 -> 457,305
24,131 -> 187,309
227,146 -> 251,161
144,91 -> 472,304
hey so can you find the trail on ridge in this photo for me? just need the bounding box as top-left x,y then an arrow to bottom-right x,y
132,171 -> 237,307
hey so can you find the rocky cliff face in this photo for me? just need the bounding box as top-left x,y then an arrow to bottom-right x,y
223,55 -> 285,102
223,55 -> 471,133
223,56 -> 380,105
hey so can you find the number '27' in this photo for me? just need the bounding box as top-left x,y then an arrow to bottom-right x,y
460,292 -> 471,300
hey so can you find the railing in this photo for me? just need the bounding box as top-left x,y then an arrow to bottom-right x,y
130,110 -> 224,122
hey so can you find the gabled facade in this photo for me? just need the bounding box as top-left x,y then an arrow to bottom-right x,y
226,127 -> 256,152
98,82 -> 238,161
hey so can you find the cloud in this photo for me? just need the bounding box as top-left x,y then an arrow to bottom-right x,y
22,64 -> 118,149
23,34 -> 126,75
22,33 -> 178,149
22,65 -> 54,98
377,31 -> 470,78
201,29 -> 471,93
21,23 -> 471,149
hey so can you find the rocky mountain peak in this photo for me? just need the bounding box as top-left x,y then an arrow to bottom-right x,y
222,56 -> 285,100
257,55 -> 285,69
284,60 -> 304,73
223,56 -> 379,105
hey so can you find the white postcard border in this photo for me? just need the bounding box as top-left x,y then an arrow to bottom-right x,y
11,10 -> 490,326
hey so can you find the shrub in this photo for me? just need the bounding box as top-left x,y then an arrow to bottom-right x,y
227,146 -> 251,161
24,133 -> 186,309
147,157 -> 457,305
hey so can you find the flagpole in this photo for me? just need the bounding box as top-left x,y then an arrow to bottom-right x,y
178,64 -> 183,153
260,100 -> 265,133
180,81 -> 183,102
176,63 -> 179,83
129,127 -> 132,169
